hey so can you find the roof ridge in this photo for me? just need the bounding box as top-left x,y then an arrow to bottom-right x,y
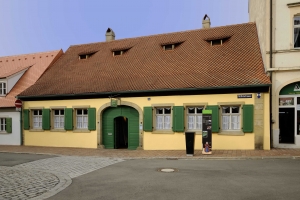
0,49 -> 62,59
70,22 -> 255,48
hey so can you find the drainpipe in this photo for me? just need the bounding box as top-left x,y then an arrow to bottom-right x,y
20,107 -> 23,145
269,0 -> 273,148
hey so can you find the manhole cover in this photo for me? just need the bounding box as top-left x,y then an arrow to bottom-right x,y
157,168 -> 178,173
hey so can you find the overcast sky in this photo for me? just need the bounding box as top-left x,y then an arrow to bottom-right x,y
0,0 -> 249,57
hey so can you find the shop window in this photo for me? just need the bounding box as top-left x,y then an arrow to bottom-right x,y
32,110 -> 43,129
294,15 -> 300,48
187,107 -> 204,130
53,109 -> 64,129
221,106 -> 241,130
155,107 -> 171,130
0,82 -> 6,96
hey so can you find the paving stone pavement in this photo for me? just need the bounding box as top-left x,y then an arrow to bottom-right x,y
0,156 -> 124,200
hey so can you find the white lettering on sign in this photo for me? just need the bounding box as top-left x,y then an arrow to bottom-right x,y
294,84 -> 300,91
108,133 -> 112,136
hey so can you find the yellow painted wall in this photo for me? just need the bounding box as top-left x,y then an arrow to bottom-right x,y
23,92 -> 268,150
263,93 -> 270,150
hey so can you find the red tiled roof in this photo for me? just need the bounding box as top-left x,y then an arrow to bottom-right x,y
19,23 -> 270,97
0,50 -> 63,107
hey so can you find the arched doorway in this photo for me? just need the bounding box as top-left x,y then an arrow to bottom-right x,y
102,106 -> 139,150
278,82 -> 300,144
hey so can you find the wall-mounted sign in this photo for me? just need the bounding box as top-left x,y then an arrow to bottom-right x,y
202,110 -> 212,154
280,82 -> 300,95
237,94 -> 252,98
111,99 -> 118,107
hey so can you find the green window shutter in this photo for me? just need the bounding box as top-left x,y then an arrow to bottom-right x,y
6,118 -> 12,133
243,104 -> 254,133
143,107 -> 153,132
64,108 -> 73,130
42,109 -> 51,130
88,108 -> 96,130
206,105 -> 219,133
23,109 -> 30,130
172,106 -> 184,132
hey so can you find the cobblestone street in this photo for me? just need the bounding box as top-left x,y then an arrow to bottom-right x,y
0,155 -> 124,200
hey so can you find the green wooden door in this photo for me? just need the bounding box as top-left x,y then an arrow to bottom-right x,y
102,106 -> 139,150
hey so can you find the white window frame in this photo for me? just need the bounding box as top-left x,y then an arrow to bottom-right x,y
0,118 -> 6,132
76,109 -> 88,129
294,15 -> 300,49
155,107 -> 171,130
163,44 -> 175,51
0,82 -> 7,96
186,106 -> 204,131
53,109 -> 64,129
221,106 -> 241,131
32,110 -> 42,129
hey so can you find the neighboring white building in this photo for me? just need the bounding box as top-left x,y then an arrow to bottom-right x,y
249,0 -> 300,148
0,50 -> 63,145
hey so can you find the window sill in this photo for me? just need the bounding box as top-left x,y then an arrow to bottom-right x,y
218,131 -> 244,136
152,130 -> 174,134
0,132 -> 10,134
50,129 -> 67,132
73,129 -> 90,133
29,129 -> 44,132
184,131 -> 202,134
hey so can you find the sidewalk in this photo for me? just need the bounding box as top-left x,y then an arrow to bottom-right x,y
1,145 -> 300,159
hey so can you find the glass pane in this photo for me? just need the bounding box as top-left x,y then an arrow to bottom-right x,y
294,27 -> 300,48
164,108 -> 171,114
156,116 -> 163,129
231,116 -> 240,130
222,115 -> 229,130
83,109 -> 88,115
222,107 -> 230,113
39,110 -> 42,115
232,107 -> 239,113
188,107 -> 195,114
164,116 -> 171,129
77,109 -> 82,115
61,110 -> 64,115
156,108 -> 163,114
196,107 -> 203,114
294,16 -> 300,25
279,98 -> 294,106
188,116 -> 194,129
196,115 -> 202,129
54,110 -> 59,115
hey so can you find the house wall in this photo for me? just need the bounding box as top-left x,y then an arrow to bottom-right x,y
0,109 -> 21,145
23,92 -> 270,150
250,0 -> 300,148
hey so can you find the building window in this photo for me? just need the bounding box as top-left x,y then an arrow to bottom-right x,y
0,82 -> 6,95
0,118 -> 6,131
187,107 -> 204,130
76,109 -> 88,129
211,39 -> 222,46
33,110 -> 42,129
221,106 -> 240,130
53,109 -> 64,129
155,107 -> 171,130
294,16 -> 300,48
163,44 -> 175,51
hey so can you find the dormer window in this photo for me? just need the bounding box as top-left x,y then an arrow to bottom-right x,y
211,39 -> 222,46
113,50 -> 123,56
163,44 -> 175,51
0,82 -> 6,95
79,53 -> 94,60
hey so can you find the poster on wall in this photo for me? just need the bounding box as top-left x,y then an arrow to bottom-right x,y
279,97 -> 294,106
202,110 -> 212,154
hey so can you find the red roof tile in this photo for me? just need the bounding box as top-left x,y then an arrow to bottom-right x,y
19,23 -> 270,97
0,50 -> 63,107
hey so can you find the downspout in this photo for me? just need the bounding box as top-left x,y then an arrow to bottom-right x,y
20,107 -> 23,145
269,0 -> 273,148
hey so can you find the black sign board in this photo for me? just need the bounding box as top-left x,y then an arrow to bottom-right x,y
237,94 -> 252,98
202,112 -> 212,151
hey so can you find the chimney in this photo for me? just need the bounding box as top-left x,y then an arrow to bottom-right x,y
202,14 -> 211,28
105,28 -> 115,42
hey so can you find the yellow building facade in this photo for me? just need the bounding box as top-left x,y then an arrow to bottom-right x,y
23,92 -> 270,150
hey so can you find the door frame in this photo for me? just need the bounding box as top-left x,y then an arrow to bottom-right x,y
97,101 -> 143,149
